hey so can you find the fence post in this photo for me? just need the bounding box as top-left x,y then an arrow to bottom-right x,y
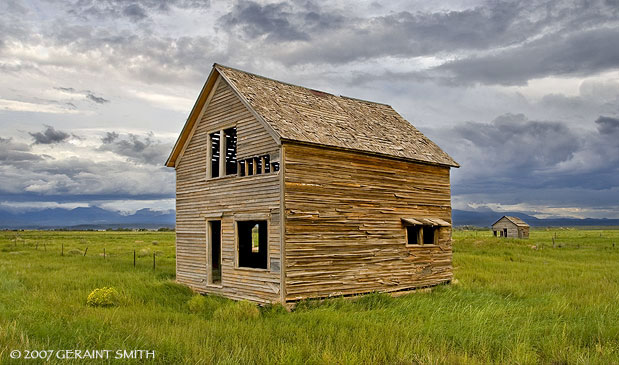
84,247 -> 88,256
104,247 -> 106,259
133,250 -> 136,268
61,243 -> 64,256
153,252 -> 156,271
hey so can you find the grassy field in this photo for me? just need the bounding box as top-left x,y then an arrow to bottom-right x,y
0,229 -> 618,364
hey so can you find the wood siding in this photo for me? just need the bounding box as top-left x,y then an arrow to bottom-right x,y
175,78 -> 282,304
283,143 -> 454,301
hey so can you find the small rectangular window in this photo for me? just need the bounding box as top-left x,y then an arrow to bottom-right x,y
255,157 -> 262,174
263,155 -> 271,173
209,132 -> 220,178
237,220 -> 267,269
423,226 -> 436,245
246,159 -> 254,176
239,160 -> 246,177
224,127 -> 237,175
407,226 -> 421,245
271,162 -> 280,172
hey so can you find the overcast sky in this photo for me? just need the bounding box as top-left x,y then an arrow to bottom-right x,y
1,0 -> 618,219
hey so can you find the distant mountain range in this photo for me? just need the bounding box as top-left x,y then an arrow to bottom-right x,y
0,206 -> 617,229
0,207 -> 175,229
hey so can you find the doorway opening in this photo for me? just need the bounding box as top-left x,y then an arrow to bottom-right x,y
208,220 -> 221,284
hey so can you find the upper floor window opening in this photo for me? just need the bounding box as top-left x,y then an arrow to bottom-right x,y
207,127 -> 237,178
238,154 -> 280,177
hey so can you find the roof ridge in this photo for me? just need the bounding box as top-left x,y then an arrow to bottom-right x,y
339,95 -> 391,107
215,63 -> 389,107
215,63 -> 325,93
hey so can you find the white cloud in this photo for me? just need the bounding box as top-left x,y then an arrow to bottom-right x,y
96,198 -> 175,215
0,98 -> 81,114
0,201 -> 89,212
130,90 -> 194,112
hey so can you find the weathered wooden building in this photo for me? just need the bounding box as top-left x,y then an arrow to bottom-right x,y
165,64 -> 459,304
492,216 -> 530,239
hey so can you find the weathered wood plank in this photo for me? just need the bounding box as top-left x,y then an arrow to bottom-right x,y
283,143 -> 453,301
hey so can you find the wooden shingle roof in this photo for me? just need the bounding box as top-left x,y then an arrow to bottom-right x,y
493,216 -> 530,227
166,64 -> 459,167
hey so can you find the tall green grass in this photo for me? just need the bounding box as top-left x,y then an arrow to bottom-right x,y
0,229 -> 618,364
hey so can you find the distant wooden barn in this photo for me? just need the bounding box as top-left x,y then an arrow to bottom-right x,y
165,64 -> 459,304
492,216 -> 530,239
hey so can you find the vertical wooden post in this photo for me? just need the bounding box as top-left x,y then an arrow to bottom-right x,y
206,132 -> 212,178
134,250 -> 136,267
219,130 -> 226,176
61,243 -> 64,256
104,247 -> 106,259
153,252 -> 156,271
84,247 -> 88,256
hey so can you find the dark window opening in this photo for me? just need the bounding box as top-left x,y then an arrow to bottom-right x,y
239,160 -> 246,177
238,221 -> 267,269
407,226 -> 421,245
246,158 -> 254,176
209,221 -> 221,284
423,226 -> 435,245
493,230 -> 497,237
209,132 -> 220,178
224,127 -> 237,175
237,154 -> 277,177
503,228 -> 507,237
263,155 -> 271,173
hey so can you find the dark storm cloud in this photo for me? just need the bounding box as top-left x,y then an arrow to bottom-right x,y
0,137 -> 43,162
595,116 -> 619,135
98,132 -> 172,165
101,131 -> 119,144
86,93 -> 109,104
426,114 -> 619,197
29,125 -> 71,145
219,1 -> 345,42
451,113 -> 580,174
55,87 -> 110,104
434,27 -> 619,86
122,4 -> 147,21
219,0 -> 535,56
66,0 -> 210,21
